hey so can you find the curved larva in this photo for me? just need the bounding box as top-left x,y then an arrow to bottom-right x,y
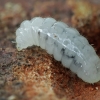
16,17 -> 100,83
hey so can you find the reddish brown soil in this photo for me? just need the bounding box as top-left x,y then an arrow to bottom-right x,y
0,0 -> 100,100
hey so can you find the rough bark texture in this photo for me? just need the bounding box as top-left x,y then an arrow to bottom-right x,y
0,0 -> 100,100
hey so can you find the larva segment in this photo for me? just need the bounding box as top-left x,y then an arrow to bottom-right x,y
31,17 -> 45,46
54,21 -> 69,29
97,62 -> 100,80
61,39 -> 77,68
70,59 -> 82,74
61,53 -> 74,68
31,17 -> 44,27
16,27 -> 34,50
82,45 -> 96,59
38,29 -> 48,49
50,23 -> 64,37
20,20 -> 31,28
77,36 -> 89,46
45,35 -> 55,55
40,17 -> 56,29
39,18 -> 57,54
16,17 -> 100,83
53,41 -> 64,61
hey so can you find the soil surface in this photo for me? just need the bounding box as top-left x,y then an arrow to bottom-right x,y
0,0 -> 100,100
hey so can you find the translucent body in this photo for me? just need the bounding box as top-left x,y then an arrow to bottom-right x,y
16,17 -> 100,83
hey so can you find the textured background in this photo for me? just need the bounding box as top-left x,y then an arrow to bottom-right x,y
0,0 -> 100,100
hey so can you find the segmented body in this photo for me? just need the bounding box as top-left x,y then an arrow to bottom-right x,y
16,17 -> 100,83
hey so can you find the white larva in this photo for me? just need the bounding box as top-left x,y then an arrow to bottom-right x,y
16,17 -> 100,83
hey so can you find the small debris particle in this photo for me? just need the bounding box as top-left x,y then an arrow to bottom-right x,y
8,95 -> 17,100
96,87 -> 99,90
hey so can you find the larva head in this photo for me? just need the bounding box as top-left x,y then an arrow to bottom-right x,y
16,20 -> 34,51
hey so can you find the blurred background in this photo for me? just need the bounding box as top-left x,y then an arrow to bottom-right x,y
0,0 -> 100,100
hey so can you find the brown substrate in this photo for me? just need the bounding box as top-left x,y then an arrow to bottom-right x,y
0,0 -> 100,100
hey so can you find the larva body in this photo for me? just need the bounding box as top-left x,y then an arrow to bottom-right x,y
16,17 -> 100,83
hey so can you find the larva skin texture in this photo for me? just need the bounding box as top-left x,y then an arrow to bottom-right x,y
16,17 -> 100,83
